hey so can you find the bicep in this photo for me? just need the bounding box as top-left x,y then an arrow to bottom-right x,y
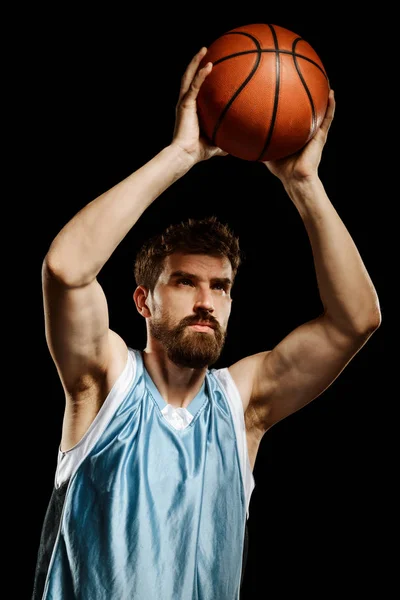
42,262 -> 113,393
252,314 -> 371,427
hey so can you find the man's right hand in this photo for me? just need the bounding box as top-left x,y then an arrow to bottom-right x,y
172,47 -> 228,163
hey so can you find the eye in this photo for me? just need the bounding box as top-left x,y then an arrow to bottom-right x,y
178,278 -> 194,287
211,283 -> 230,295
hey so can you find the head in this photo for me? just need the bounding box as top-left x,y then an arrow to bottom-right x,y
133,216 -> 242,369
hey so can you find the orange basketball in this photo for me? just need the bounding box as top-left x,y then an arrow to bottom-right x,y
197,23 -> 330,161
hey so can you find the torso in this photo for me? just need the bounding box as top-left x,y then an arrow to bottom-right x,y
229,360 -> 269,473
245,414 -> 266,472
62,350 -> 267,471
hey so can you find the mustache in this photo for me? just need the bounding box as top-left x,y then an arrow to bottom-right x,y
179,313 -> 220,330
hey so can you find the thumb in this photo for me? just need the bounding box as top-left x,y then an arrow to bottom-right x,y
212,147 -> 229,157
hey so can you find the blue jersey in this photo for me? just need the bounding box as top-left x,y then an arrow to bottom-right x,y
33,348 -> 255,600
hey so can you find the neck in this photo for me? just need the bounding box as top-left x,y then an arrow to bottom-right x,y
142,347 -> 207,409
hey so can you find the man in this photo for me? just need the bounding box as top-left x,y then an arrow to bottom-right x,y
32,47 -> 381,599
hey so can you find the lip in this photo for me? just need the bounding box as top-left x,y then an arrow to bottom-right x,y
188,323 -> 215,332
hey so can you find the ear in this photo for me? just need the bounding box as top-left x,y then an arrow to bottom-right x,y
133,286 -> 152,318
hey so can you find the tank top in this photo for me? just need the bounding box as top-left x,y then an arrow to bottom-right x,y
32,348 -> 256,600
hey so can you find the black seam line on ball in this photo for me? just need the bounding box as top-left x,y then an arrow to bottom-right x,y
211,31 -> 262,146
212,49 -> 327,80
257,24 -> 280,160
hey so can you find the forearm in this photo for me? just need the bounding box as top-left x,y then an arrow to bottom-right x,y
283,176 -> 381,334
45,144 -> 195,286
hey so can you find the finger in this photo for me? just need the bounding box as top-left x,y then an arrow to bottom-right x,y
181,61 -> 213,106
178,47 -> 208,101
320,89 -> 335,136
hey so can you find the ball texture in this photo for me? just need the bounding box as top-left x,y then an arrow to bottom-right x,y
197,23 -> 330,161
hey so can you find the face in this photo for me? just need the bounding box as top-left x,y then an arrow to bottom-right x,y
147,253 -> 233,368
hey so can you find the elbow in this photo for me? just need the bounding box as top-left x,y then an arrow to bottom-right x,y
42,254 -> 70,287
42,252 -> 91,289
355,304 -> 382,340
326,302 -> 382,345
364,298 -> 382,333
352,285 -> 382,337
42,251 -> 63,281
369,305 -> 382,332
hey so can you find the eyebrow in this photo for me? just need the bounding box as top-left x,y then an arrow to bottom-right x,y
170,270 -> 232,287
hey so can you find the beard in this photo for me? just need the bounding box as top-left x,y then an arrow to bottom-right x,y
149,310 -> 227,369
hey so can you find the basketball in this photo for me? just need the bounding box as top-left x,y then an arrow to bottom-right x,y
197,23 -> 330,162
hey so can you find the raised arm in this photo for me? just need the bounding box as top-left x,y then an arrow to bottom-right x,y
42,48 -> 226,449
229,90 -> 381,431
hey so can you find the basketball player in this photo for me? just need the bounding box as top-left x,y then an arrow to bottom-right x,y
32,47 -> 380,599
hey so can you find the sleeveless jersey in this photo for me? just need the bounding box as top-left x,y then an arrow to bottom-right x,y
32,348 -> 255,600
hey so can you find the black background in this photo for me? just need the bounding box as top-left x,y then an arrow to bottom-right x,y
24,13 -> 386,599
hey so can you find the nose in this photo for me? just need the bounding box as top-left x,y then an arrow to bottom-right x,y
194,288 -> 214,313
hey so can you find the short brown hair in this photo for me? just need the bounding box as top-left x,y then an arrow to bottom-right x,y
134,216 -> 242,292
